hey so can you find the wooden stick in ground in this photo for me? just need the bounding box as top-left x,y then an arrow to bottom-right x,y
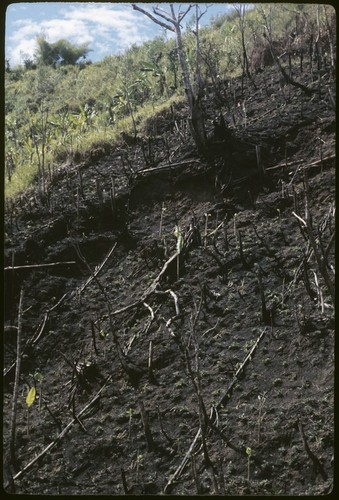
13,375 -> 112,482
164,327 -> 267,493
298,419 -> 328,480
4,291 -> 71,381
78,241 -> 117,295
139,400 -> 154,452
148,340 -> 155,382
110,176 -> 116,215
120,468 -> 129,494
257,265 -> 270,324
9,288 -> 24,467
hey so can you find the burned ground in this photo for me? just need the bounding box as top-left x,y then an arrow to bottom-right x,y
3,63 -> 335,495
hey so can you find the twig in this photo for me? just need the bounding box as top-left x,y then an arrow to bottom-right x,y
139,400 -> 155,452
9,288 -> 24,467
4,292 -> 71,380
148,340 -> 155,382
164,427 -> 202,494
13,375 -> 112,482
4,261 -> 77,271
216,328 -> 267,409
107,252 -> 179,319
292,211 -> 307,226
265,153 -> 335,172
121,468 -> 129,494
298,419 -> 328,480
303,169 -> 335,304
78,242 -> 117,295
134,158 -> 201,177
157,407 -> 173,445
164,327 -> 267,493
257,266 -> 270,325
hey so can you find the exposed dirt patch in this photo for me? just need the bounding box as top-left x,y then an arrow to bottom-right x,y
3,64 -> 335,495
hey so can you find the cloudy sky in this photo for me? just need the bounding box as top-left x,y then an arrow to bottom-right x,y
5,2 -> 231,66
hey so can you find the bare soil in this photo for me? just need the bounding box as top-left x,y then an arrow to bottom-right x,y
3,63 -> 335,495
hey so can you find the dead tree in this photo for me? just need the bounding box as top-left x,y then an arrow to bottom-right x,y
259,5 -> 313,96
132,3 -> 208,154
233,3 -> 254,90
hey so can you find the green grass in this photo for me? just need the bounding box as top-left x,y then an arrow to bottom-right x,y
5,93 -> 185,200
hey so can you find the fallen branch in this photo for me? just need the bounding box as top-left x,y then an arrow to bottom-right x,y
104,252 -> 179,320
135,158 -> 201,177
4,261 -> 77,271
9,288 -> 24,467
164,327 -> 267,493
4,291 -> 71,379
216,328 -> 267,409
78,242 -> 117,295
164,427 -> 202,494
13,375 -> 112,482
265,153 -> 335,173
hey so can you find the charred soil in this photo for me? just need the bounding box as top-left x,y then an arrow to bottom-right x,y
3,63 -> 335,495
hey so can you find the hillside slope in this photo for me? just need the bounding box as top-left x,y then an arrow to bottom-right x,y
3,63 -> 335,495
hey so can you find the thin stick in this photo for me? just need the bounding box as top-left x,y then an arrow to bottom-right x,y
121,468 -> 129,494
13,375 -> 112,481
159,202 -> 165,238
5,261 -> 77,271
298,420 -> 327,480
148,340 -> 154,382
265,153 -> 335,172
9,288 -> 24,466
139,400 -> 154,452
78,242 -> 117,295
90,319 -> 99,356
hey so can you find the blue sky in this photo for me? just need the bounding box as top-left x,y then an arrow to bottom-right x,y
5,2 -> 232,66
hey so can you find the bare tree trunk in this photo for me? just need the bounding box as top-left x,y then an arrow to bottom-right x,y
260,7 -> 312,96
132,3 -> 207,154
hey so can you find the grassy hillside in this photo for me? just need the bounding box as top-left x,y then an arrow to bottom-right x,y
5,3 -> 335,198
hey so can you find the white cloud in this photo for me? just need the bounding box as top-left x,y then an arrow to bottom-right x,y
6,3 -> 158,65
63,4 -> 155,47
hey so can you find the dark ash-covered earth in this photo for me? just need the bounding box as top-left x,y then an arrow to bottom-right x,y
3,63 -> 335,495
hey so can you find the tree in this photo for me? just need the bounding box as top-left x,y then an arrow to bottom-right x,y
258,5 -> 312,96
35,35 -> 56,66
233,4 -> 253,89
35,36 -> 91,67
132,3 -> 208,154
53,39 -> 91,66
